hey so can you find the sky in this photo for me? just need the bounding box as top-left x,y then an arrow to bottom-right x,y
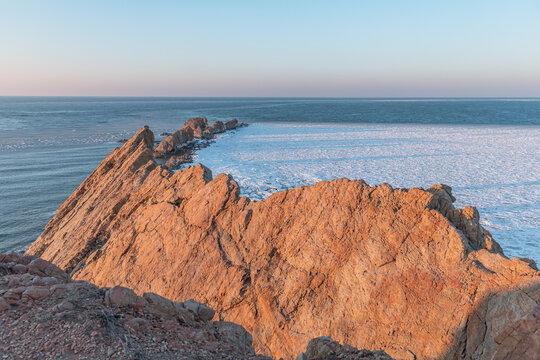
0,1 -> 539,97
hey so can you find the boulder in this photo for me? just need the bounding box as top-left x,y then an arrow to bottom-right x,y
208,121 -> 226,134
214,321 -> 254,355
184,117 -> 208,135
105,286 -> 146,307
57,300 -> 75,312
23,286 -> 50,300
183,298 -> 216,321
143,292 -> 177,318
0,297 -> 9,311
0,252 -> 21,264
299,337 -> 393,360
225,118 -> 238,130
126,317 -> 148,331
12,264 -> 27,274
27,258 -> 68,280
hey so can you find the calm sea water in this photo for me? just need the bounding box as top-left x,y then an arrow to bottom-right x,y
0,97 -> 539,262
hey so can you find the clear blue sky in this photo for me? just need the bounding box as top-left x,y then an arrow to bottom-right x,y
1,0 -> 539,97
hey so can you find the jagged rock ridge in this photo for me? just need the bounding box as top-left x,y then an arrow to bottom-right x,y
27,124 -> 540,360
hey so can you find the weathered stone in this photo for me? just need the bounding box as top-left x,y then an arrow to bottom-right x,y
208,121 -> 226,134
104,286 -> 146,307
302,337 -> 393,360
4,286 -> 26,304
0,252 -> 20,264
12,264 -> 27,274
126,317 -> 148,331
215,321 -> 254,355
57,300 -> 75,312
0,297 -> 9,311
154,117 -> 209,157
225,118 -> 238,130
23,286 -> 50,300
173,301 -> 197,324
492,306 -> 540,359
27,258 -> 67,280
143,292 -> 176,318
183,299 -> 216,321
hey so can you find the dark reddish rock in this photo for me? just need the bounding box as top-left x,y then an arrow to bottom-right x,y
22,286 -> 50,300
225,118 -> 239,130
0,297 -> 8,311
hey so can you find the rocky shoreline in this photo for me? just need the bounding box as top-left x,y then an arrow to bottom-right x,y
2,118 -> 538,359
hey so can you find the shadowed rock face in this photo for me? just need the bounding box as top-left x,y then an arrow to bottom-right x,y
0,252 -> 263,359
298,337 -> 393,360
27,126 -> 540,360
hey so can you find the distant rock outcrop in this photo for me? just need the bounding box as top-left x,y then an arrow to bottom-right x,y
27,125 -> 540,360
203,120 -> 226,138
154,117 -> 242,158
225,118 -> 238,130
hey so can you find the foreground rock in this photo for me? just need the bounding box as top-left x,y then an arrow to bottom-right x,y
27,126 -> 540,359
0,252 -> 266,359
297,337 -> 393,360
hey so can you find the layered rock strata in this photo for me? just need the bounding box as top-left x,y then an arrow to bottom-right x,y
0,252 -> 265,359
27,126 -> 540,359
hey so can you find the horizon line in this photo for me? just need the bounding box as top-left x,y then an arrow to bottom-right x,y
1,95 -> 540,100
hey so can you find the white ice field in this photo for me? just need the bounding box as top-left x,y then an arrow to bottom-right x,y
193,123 -> 540,263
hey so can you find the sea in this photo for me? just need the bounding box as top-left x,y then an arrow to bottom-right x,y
0,97 -> 539,264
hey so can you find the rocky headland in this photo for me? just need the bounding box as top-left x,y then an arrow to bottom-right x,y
19,119 -> 540,359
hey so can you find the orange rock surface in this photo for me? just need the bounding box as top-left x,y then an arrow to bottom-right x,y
27,126 -> 540,360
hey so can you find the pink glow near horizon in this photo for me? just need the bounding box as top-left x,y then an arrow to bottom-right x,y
1,1 -> 539,97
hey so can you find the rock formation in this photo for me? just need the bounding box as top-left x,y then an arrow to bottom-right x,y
27,125 -> 540,359
154,117 -> 241,158
0,252 -> 266,359
225,118 -> 239,130
204,120 -> 226,138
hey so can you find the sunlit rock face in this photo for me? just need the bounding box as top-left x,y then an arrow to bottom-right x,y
27,126 -> 540,360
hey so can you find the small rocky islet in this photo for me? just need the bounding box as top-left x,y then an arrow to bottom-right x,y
1,118 -> 538,359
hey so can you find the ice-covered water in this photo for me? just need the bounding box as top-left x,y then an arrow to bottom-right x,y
194,123 -> 540,262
